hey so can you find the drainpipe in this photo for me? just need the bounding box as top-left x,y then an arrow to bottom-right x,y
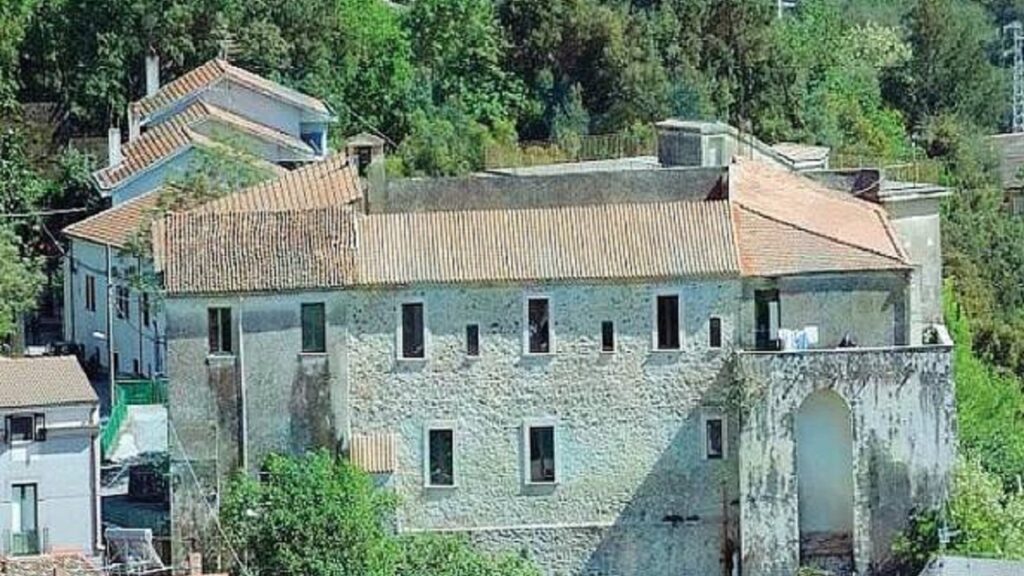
137,256 -> 144,374
238,297 -> 248,472
106,245 -> 115,408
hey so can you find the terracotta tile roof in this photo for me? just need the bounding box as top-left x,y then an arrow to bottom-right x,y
729,159 -> 909,276
94,101 -> 309,192
0,356 -> 98,409
63,191 -> 163,248
157,207 -> 358,294
358,201 -> 739,285
196,154 -> 362,213
131,59 -> 330,123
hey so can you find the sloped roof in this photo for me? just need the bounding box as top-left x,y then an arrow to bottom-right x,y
729,159 -> 909,276
157,207 -> 358,294
0,356 -> 97,409
63,191 -> 163,248
195,154 -> 361,213
94,101 -> 307,192
155,158 -> 912,295
771,142 -> 830,163
75,154 -> 359,249
358,201 -> 739,286
131,59 -> 330,123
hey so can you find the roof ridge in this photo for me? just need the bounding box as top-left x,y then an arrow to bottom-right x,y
734,203 -> 907,265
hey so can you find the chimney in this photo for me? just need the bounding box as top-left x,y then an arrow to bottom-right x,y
145,53 -> 160,98
108,127 -> 122,167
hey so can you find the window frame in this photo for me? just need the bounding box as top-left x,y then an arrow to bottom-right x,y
702,412 -> 727,461
522,418 -> 560,486
465,324 -> 480,358
600,320 -> 616,354
6,414 -> 43,444
84,275 -> 96,313
423,421 -> 457,489
208,307 -> 233,356
396,299 -> 427,361
115,285 -> 130,320
709,316 -> 723,349
652,291 -> 684,351
522,294 -> 553,356
141,292 -> 150,328
300,302 -> 327,354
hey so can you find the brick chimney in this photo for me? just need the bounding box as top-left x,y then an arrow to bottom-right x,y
108,127 -> 122,167
145,53 -> 160,98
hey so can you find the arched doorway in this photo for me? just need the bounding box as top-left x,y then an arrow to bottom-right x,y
796,390 -> 854,572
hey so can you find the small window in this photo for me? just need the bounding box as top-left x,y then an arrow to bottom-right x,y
113,352 -> 120,374
709,317 -> 722,348
400,302 -> 425,359
526,424 -> 557,484
132,359 -> 140,375
426,427 -> 455,487
526,297 -> 551,354
208,307 -> 233,355
466,324 -> 480,357
7,415 -> 43,443
301,303 -> 326,353
142,293 -> 151,327
655,294 -> 681,350
705,416 -> 725,460
85,275 -> 96,312
601,321 -> 615,353
116,286 -> 130,320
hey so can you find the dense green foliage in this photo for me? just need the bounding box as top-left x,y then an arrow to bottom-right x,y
221,451 -> 539,576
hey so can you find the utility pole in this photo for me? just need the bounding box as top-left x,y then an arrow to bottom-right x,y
1006,21 -> 1024,132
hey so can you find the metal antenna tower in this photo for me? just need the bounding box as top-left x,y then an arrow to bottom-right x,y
1006,21 -> 1024,132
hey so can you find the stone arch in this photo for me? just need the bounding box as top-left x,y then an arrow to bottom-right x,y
796,389 -> 855,570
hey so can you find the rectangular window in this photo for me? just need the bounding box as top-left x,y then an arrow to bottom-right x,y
301,303 -> 326,353
116,286 -> 130,320
426,427 -> 455,487
755,289 -> 780,351
113,352 -> 120,374
526,297 -> 551,354
11,484 -> 38,555
655,294 -> 681,350
400,302 -> 425,359
7,416 -> 34,443
132,359 -> 140,375
709,317 -> 722,348
142,293 -> 150,327
527,424 -> 557,484
466,324 -> 480,357
601,321 -> 615,353
85,275 -> 96,312
208,307 -> 233,355
705,416 -> 725,460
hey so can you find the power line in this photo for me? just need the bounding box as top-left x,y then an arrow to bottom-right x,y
0,206 -> 92,218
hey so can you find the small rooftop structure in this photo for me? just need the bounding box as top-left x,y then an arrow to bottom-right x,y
0,356 -> 97,409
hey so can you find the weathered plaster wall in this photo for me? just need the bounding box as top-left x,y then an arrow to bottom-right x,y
739,273 -> 907,350
883,196 -> 944,345
737,347 -> 955,576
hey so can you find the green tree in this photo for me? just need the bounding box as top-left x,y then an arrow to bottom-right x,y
0,223 -> 42,342
0,0 -> 37,112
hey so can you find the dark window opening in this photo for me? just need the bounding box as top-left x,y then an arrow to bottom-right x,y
601,321 -> 615,352
428,428 -> 454,487
755,289 -> 780,351
527,298 -> 550,354
208,307 -> 233,355
356,146 -> 373,176
132,359 -> 140,375
656,295 -> 680,350
301,303 -> 326,353
116,286 -> 130,319
85,276 -> 96,312
706,418 -> 724,460
142,293 -> 150,327
7,416 -> 35,443
401,303 -> 425,358
113,352 -> 120,374
709,317 -> 722,348
529,425 -> 556,483
466,324 -> 480,357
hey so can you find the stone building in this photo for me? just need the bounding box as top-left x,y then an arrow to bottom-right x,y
156,131 -> 955,576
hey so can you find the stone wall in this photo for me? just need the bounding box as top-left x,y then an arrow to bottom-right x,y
737,347 -> 955,576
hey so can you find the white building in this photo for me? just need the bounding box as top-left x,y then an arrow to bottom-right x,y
0,356 -> 100,557
63,57 -> 335,375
